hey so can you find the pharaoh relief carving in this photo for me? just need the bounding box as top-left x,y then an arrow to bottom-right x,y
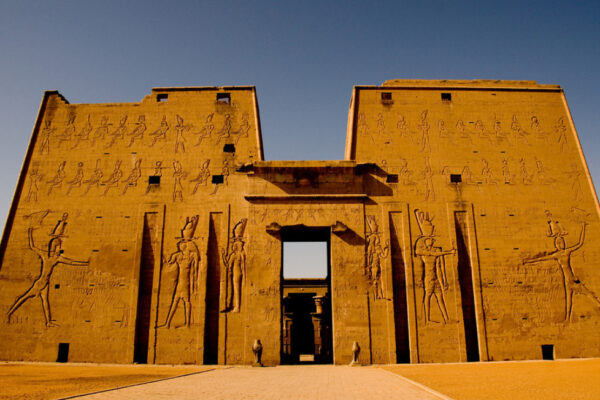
172,160 -> 186,202
56,112 -> 76,149
149,115 -> 169,147
26,168 -> 43,202
216,114 -> 232,144
39,120 -> 55,155
232,113 -> 250,144
6,211 -> 90,327
65,162 -> 84,195
522,211 -> 600,322
72,115 -> 92,149
413,209 -> 456,325
417,110 -> 431,152
555,117 -> 568,152
193,113 -> 214,146
174,114 -> 191,153
190,159 -> 211,194
127,115 -> 146,147
102,160 -> 123,196
121,159 -> 142,195
83,159 -> 103,195
91,116 -> 110,147
365,216 -> 389,300
221,218 -> 247,313
106,115 -> 128,148
46,161 -> 66,195
159,215 -> 200,329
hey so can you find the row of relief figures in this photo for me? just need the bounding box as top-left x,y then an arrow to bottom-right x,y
5,211 -> 248,329
25,157 -> 231,202
37,112 -> 251,154
359,111 -> 571,152
364,209 -> 600,327
387,155 -> 585,202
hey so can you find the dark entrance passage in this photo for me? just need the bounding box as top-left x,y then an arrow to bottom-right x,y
281,226 -> 333,364
454,211 -> 480,362
133,212 -> 157,364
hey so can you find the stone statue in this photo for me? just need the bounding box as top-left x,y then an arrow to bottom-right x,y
350,341 -> 360,366
252,339 -> 263,367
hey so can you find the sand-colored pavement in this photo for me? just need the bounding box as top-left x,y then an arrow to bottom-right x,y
0,363 -> 213,400
383,358 -> 600,400
76,365 -> 446,400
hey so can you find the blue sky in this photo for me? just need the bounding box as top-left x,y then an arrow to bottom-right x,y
1,1 -> 599,275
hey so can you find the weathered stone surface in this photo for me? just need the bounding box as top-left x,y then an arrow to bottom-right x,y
1,80 -> 599,365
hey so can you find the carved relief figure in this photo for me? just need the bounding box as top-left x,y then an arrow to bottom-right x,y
149,115 -> 169,147
6,211 -> 89,327
65,162 -> 84,195
72,114 -> 92,149
481,159 -> 497,185
106,115 -> 127,148
221,218 -> 247,313
172,160 -> 185,202
523,215 -> 600,321
46,161 -> 66,195
376,113 -> 385,136
555,117 -> 568,152
358,112 -> 369,136
83,159 -> 103,195
190,159 -> 211,194
102,160 -> 123,196
121,159 -> 142,195
398,158 -> 416,186
535,157 -> 554,185
414,209 -> 456,324
127,115 -> 146,147
365,216 -> 389,300
511,115 -> 529,144
564,164 -> 583,201
531,116 -> 548,143
475,120 -> 493,144
437,119 -> 451,142
91,116 -> 110,146
174,114 -> 191,153
232,112 -> 250,144
502,159 -> 513,184
39,120 -> 55,155
421,160 -> 435,201
159,215 -> 200,328
216,114 -> 232,144
456,120 -> 472,143
26,168 -> 43,202
57,112 -> 76,148
494,117 -> 510,145
418,110 -> 430,152
519,158 -> 534,185
194,113 -> 214,146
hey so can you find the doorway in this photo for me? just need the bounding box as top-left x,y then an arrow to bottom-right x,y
281,226 -> 333,364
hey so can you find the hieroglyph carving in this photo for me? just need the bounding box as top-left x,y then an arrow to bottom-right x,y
221,218 -> 247,313
522,211 -> 600,322
413,209 -> 456,324
365,216 -> 389,300
159,215 -> 200,329
6,211 -> 89,327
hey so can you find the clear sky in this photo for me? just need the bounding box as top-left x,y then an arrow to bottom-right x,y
1,1 -> 599,276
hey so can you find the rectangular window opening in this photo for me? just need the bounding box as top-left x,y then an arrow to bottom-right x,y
386,174 -> 398,183
148,176 -> 161,185
216,93 -> 231,104
57,343 -> 70,363
381,92 -> 393,104
450,174 -> 462,183
441,92 -> 452,102
223,144 -> 235,153
542,344 -> 554,360
212,175 -> 224,184
156,93 -> 168,102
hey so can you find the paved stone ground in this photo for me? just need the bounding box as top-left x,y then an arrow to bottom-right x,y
75,366 -> 448,400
